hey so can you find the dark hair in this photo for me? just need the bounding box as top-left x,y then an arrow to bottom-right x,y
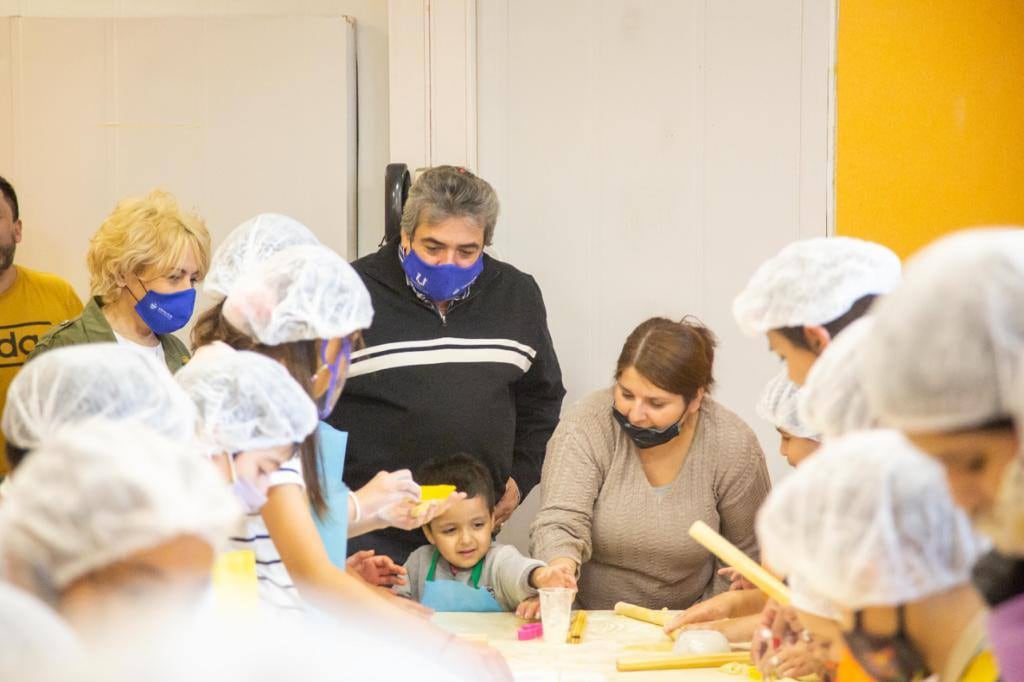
417,453 -> 496,511
973,417 -> 1016,433
776,294 -> 878,351
5,442 -> 28,471
191,301 -> 327,515
615,316 -> 717,401
0,175 -> 19,221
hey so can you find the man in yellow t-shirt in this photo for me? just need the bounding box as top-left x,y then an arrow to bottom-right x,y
0,176 -> 83,474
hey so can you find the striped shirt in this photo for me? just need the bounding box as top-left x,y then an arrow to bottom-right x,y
229,455 -> 305,612
330,238 -> 565,563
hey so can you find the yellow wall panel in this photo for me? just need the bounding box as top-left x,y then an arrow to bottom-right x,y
835,0 -> 1024,258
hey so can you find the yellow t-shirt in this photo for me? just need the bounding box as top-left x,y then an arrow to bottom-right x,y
0,266 -> 83,472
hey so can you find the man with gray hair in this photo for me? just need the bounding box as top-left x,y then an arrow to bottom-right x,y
328,166 -> 565,563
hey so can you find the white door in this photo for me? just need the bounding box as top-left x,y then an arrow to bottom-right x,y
473,0 -> 834,547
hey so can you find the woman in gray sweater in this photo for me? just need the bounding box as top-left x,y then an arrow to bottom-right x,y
530,317 -> 770,610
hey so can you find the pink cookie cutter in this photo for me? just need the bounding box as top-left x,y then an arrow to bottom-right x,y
517,622 -> 544,641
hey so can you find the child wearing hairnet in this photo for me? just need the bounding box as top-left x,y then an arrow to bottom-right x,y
176,342 -> 324,611
756,370 -> 822,468
199,243 -> 456,588
733,236 -> 900,385
664,370 -> 827,678
194,237 -> 510,680
201,213 -> 319,300
859,227 -> 1024,679
0,419 -> 239,641
797,315 -> 878,439
757,430 -> 995,682
1,343 -> 196,482
725,236 -> 900,675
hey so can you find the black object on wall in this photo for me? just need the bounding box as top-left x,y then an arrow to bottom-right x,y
384,163 -> 411,245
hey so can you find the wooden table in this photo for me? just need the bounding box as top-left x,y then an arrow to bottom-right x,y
432,610 -> 743,681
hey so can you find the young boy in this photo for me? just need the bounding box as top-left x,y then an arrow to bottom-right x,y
755,370 -> 821,469
394,453 -> 575,614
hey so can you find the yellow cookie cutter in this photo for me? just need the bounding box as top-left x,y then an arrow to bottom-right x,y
412,484 -> 456,517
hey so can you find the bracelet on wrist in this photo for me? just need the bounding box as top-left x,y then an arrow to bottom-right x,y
349,490 -> 362,524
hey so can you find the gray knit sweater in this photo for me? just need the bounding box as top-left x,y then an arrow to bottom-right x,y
530,388 -> 770,610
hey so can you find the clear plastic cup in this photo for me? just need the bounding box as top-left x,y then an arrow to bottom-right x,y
539,587 -> 576,644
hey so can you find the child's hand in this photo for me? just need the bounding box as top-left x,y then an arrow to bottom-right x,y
673,614 -> 759,643
751,599 -> 781,667
346,549 -> 406,587
531,564 -> 577,590
761,637 -> 830,679
516,596 -> 541,620
754,602 -> 810,675
379,587 -> 434,619
718,566 -> 756,591
664,589 -> 765,635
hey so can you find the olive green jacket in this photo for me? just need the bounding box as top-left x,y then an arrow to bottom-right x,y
29,297 -> 190,373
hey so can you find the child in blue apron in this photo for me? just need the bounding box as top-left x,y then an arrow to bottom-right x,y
393,453 -> 575,612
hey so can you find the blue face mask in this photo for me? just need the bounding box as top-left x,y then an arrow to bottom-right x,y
131,284 -> 197,335
315,338 -> 351,419
401,245 -> 484,302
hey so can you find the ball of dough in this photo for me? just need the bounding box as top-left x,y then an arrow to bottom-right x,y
673,629 -> 731,655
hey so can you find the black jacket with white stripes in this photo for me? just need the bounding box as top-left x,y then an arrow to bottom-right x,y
328,238 -> 566,562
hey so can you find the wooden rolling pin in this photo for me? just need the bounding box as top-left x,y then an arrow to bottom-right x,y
613,601 -> 674,627
688,521 -> 792,606
616,651 -> 752,672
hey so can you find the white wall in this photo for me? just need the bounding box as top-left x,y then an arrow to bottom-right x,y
387,0 -> 477,181
0,0 -> 390,281
471,0 -> 834,551
2,0 -> 836,558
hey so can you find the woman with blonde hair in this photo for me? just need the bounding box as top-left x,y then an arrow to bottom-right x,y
30,189 -> 210,371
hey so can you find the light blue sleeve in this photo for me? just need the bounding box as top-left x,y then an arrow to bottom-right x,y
312,421 -> 351,568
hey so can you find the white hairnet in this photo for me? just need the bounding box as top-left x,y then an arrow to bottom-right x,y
176,342 -> 318,456
756,370 -> 820,440
2,344 -> 196,452
862,228 -> 1024,432
0,419 -> 240,590
223,244 -> 373,346
787,574 -> 841,620
204,214 -> 319,299
0,582 -> 81,679
20,608 -> 463,682
756,429 -> 983,609
798,316 -> 876,439
733,237 -> 901,337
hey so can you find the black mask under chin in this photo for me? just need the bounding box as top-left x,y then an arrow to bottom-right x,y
612,407 -> 684,449
843,607 -> 929,682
